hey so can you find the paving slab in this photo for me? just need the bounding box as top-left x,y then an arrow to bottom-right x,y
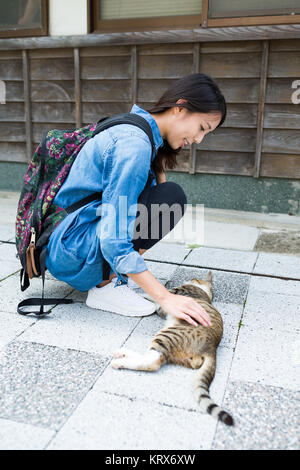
0,311 -> 36,349
166,265 -> 250,305
243,291 -> 300,332
229,325 -> 299,391
161,206 -> 205,246
94,340 -> 234,415
203,221 -> 259,251
0,242 -> 18,262
0,418 -> 54,450
125,312 -> 166,338
183,246 -> 258,273
0,273 -> 73,314
0,226 -> 15,243
64,289 -> 88,303
213,381 -> 299,450
145,260 -> 179,280
0,193 -> 17,242
0,341 -> 107,430
0,263 -> 20,282
45,271 -> 60,282
47,390 -> 217,450
254,252 -> 300,280
248,275 -> 300,297
143,242 -> 191,264
203,207 -> 300,231
212,302 -> 243,349
0,242 -> 21,280
19,301 -> 140,356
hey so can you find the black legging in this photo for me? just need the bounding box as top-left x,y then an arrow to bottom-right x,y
132,181 -> 187,252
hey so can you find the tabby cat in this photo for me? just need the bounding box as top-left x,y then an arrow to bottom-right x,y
111,271 -> 234,426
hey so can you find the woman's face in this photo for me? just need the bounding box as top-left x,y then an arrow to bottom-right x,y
167,106 -> 222,151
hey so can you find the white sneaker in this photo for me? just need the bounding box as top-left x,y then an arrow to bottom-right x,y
111,277 -> 150,298
86,279 -> 157,317
116,278 -> 158,304
115,277 -> 161,308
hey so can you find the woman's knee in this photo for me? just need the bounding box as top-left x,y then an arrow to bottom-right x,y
132,182 -> 187,252
159,181 -> 187,212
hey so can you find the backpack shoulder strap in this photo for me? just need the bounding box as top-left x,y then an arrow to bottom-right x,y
93,113 -> 156,161
64,113 -> 157,216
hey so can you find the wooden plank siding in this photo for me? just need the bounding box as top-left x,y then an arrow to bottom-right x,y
0,38 -> 299,179
254,40 -> 269,178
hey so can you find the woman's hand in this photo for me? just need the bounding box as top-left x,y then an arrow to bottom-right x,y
127,271 -> 211,327
160,292 -> 212,327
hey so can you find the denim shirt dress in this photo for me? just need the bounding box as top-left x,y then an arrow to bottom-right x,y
45,104 -> 164,292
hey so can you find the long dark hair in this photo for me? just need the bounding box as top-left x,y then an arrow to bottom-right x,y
146,73 -> 227,174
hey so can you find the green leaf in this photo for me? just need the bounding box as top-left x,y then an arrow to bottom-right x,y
187,244 -> 202,249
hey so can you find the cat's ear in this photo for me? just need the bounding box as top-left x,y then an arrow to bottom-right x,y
205,271 -> 212,283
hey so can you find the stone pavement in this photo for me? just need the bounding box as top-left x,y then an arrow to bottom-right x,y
0,191 -> 299,450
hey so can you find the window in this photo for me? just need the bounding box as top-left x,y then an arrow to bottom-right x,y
0,0 -> 47,38
209,0 -> 300,18
92,0 -> 203,32
206,0 -> 300,26
92,0 -> 300,32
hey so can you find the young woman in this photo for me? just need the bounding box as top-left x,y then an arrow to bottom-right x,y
45,73 -> 226,328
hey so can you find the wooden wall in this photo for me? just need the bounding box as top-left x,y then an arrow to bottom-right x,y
0,38 -> 299,179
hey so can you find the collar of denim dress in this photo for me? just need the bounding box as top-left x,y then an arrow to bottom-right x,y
130,104 -> 164,157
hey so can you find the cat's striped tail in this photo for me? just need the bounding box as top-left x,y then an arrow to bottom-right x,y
194,354 -> 234,426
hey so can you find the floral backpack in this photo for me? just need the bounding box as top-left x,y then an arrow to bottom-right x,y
15,113 -> 156,317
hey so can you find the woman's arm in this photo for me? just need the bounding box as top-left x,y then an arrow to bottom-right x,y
98,131 -> 154,284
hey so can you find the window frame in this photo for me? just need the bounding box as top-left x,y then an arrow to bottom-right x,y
91,0 -> 300,33
0,0 -> 48,39
92,0 -> 202,33
202,0 -> 300,28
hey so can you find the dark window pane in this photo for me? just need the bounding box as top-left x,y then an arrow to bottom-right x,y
0,0 -> 42,30
209,0 -> 300,18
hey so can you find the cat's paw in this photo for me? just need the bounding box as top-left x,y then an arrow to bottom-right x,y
110,349 -> 140,369
112,348 -> 133,359
110,358 -> 126,369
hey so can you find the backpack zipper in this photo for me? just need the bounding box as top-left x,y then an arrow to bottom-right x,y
30,227 -> 36,246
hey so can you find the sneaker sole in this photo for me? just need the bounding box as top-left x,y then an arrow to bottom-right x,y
86,297 -> 157,317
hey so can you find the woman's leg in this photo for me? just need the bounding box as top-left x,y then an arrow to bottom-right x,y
96,181 -> 187,288
132,181 -> 187,252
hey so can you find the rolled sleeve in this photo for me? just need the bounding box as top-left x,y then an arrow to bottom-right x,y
114,251 -> 148,276
97,129 -> 152,284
